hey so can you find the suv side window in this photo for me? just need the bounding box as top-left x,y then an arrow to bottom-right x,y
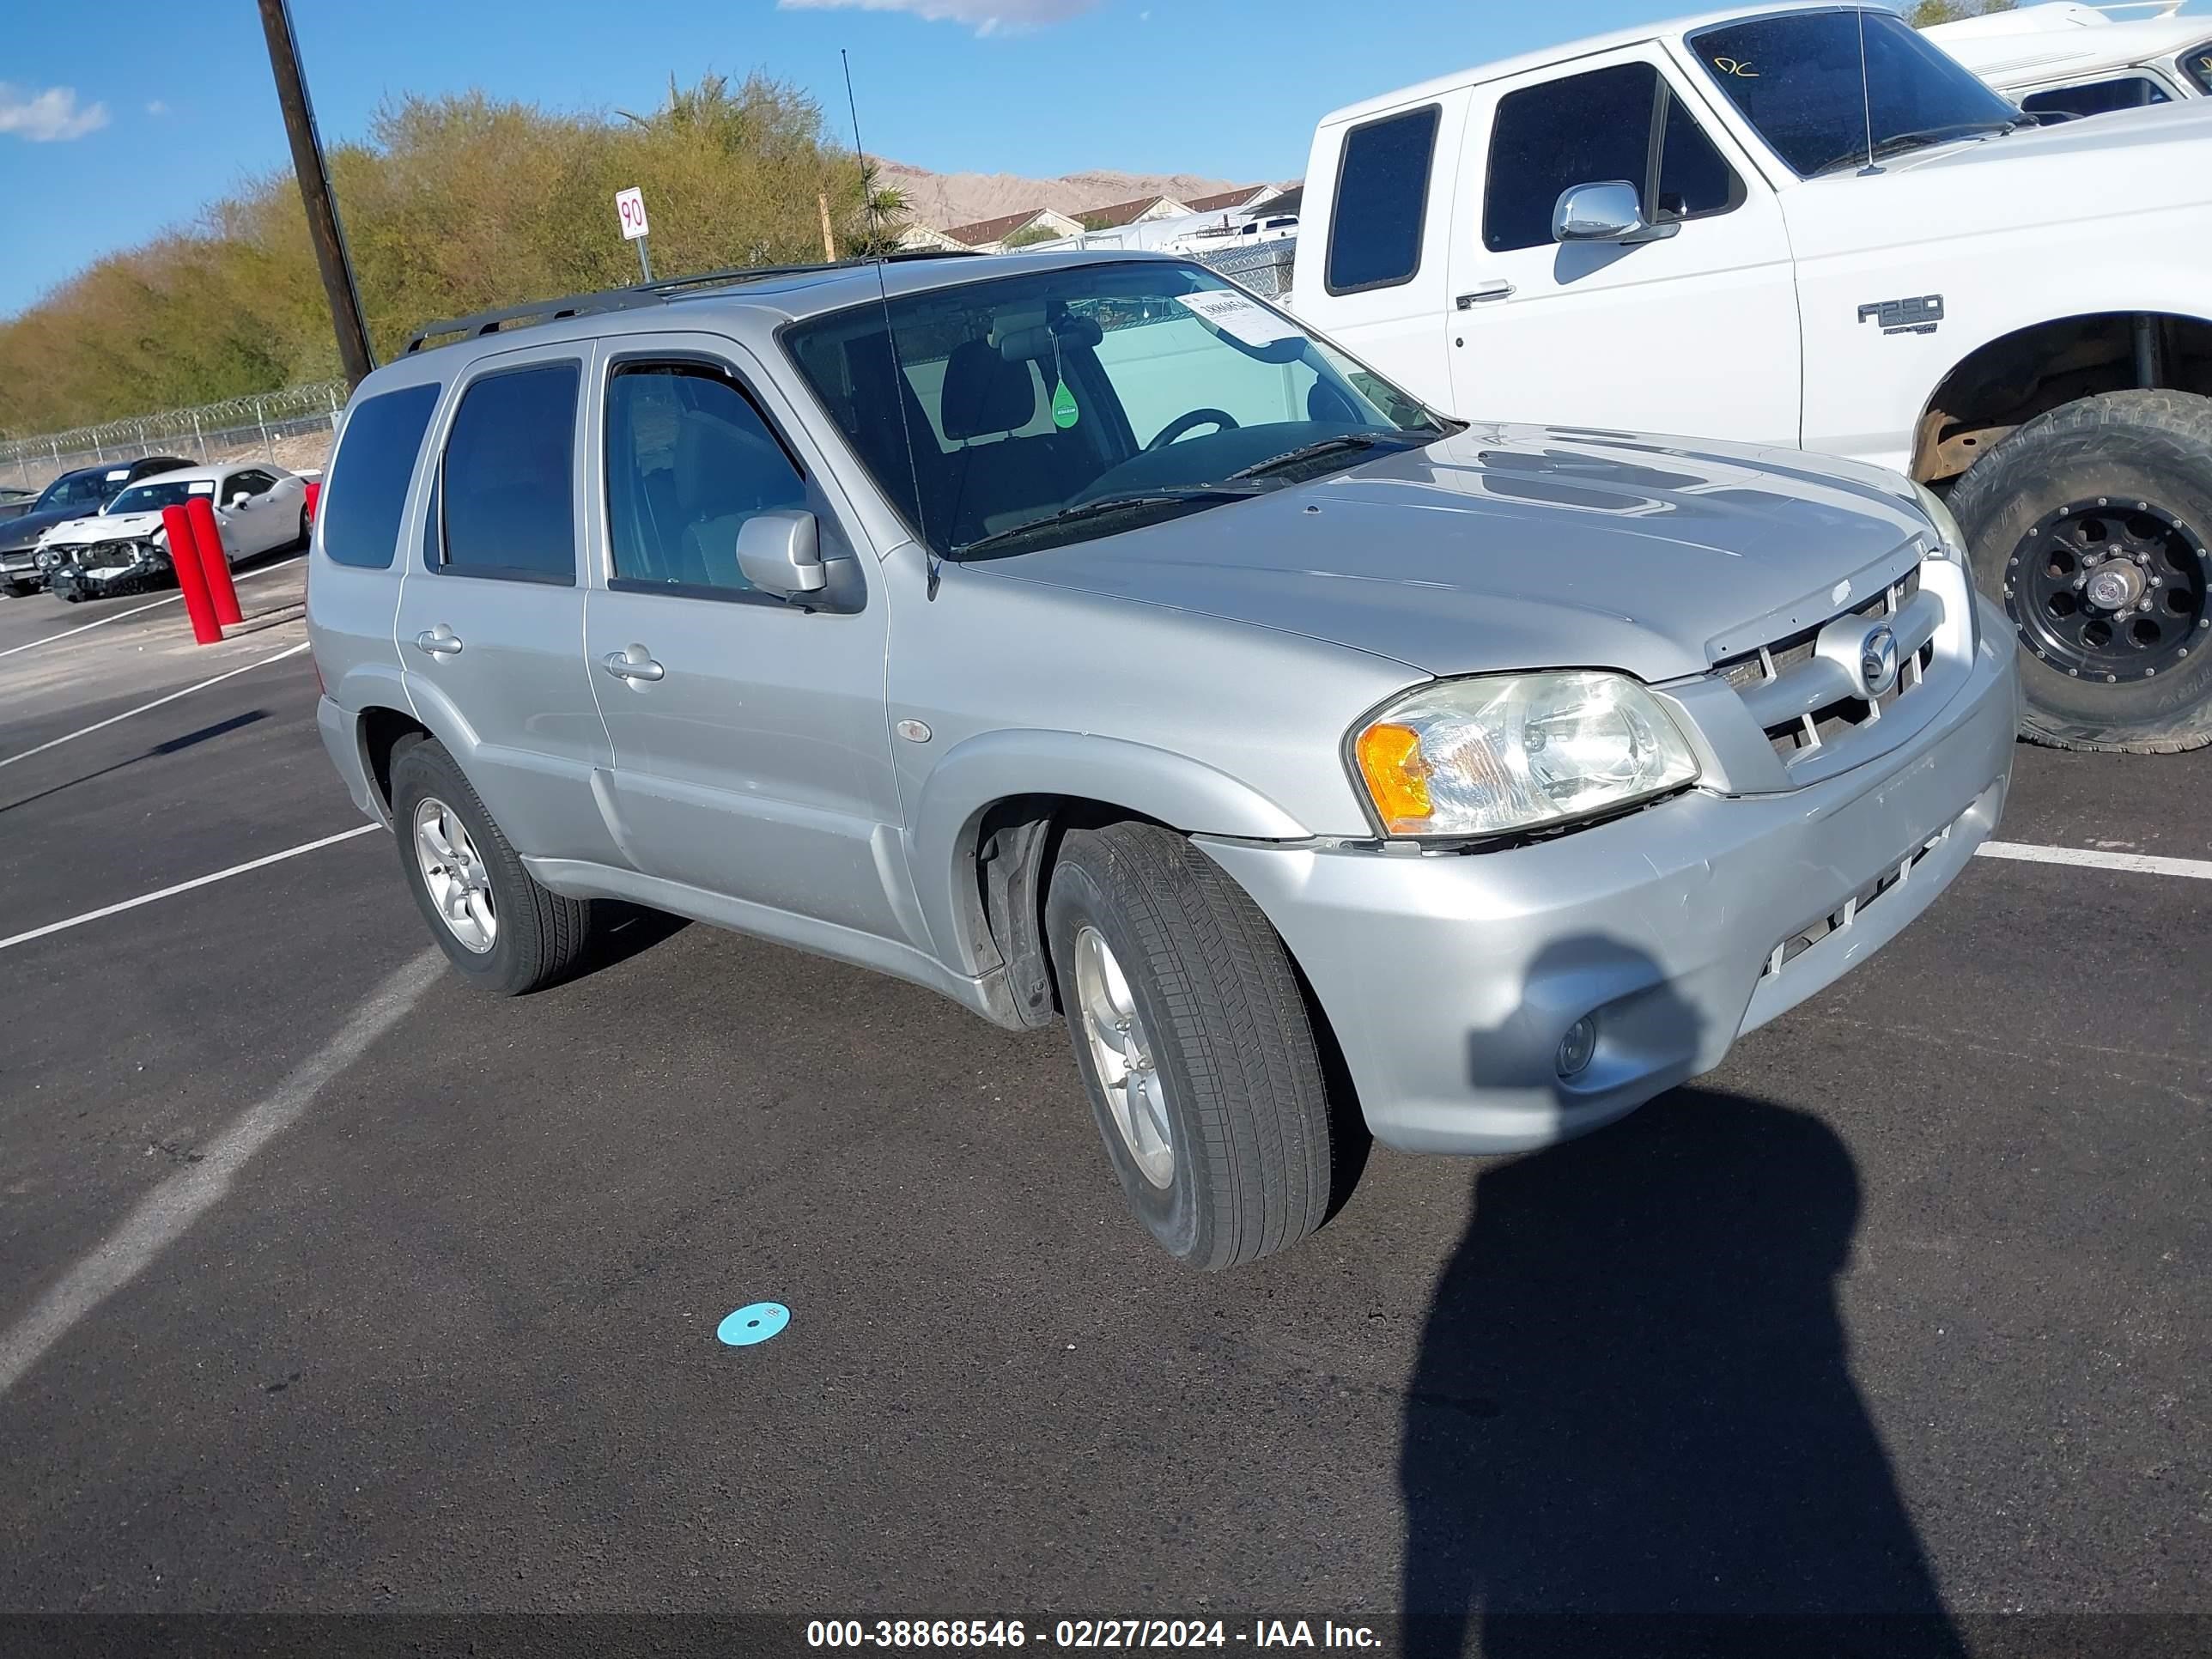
434,361 -> 580,584
1484,62 -> 1742,254
1325,104 -> 1441,294
2017,76 -> 2172,118
605,361 -> 809,596
323,383 -> 440,569
2189,44 -> 2212,95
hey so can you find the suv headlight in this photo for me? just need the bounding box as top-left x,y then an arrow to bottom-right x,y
1352,671 -> 1700,839
35,548 -> 63,570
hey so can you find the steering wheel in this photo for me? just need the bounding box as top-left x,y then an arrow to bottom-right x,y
1145,408 -> 1241,451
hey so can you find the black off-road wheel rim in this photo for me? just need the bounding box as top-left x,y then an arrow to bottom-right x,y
2004,497 -> 2209,685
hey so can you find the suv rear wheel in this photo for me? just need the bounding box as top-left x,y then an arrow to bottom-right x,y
1951,389 -> 2212,753
389,736 -> 599,994
1045,821 -> 1335,1270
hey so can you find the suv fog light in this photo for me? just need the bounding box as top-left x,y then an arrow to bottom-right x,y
1556,1016 -> 1597,1079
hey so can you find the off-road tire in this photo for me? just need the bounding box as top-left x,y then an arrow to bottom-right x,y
1045,821 -> 1335,1270
1950,389 -> 2212,753
389,735 -> 599,994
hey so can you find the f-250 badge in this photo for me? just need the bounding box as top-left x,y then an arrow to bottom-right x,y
1857,295 -> 1944,336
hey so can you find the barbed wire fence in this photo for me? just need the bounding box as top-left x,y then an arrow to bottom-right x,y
0,380 -> 349,495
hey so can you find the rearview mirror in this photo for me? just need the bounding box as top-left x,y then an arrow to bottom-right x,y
1553,180 -> 1679,246
735,509 -> 826,599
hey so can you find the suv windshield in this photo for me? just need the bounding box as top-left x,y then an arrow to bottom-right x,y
108,479 -> 207,515
1689,9 -> 2021,177
784,259 -> 1443,559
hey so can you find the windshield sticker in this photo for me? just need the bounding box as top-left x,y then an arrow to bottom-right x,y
188,479 -> 216,495
1052,382 -> 1081,429
1711,56 -> 1756,77
1175,290 -> 1301,349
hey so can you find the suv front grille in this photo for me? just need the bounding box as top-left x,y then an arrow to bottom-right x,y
1715,568 -> 1938,767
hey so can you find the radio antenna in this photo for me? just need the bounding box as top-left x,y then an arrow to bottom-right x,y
842,49 -> 938,597
1855,7 -> 1880,175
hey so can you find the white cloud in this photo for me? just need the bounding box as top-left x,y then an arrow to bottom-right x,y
776,0 -> 1100,37
145,100 -> 169,117
0,84 -> 108,143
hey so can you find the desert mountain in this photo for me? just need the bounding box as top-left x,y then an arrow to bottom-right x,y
878,159 -> 1253,232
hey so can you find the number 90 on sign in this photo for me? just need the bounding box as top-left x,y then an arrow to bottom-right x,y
615,187 -> 650,241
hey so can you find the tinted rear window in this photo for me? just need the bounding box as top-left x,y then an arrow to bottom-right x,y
437,362 -> 580,584
322,384 -> 440,569
1326,105 -> 1440,294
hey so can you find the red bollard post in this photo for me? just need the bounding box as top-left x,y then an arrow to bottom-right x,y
303,479 -> 321,523
161,506 -> 222,645
185,495 -> 242,627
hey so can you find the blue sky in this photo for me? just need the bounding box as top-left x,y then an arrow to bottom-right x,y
7,0 -> 1704,319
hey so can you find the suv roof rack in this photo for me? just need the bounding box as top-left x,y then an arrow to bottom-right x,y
400,249 -> 980,355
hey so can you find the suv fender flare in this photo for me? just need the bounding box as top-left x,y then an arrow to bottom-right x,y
908,729 -> 1310,976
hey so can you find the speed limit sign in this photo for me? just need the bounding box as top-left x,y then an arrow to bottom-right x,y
615,187 -> 650,241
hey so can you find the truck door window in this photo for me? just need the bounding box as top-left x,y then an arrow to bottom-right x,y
1324,104 -> 1440,294
2017,76 -> 2172,119
604,362 -> 809,596
434,361 -> 581,585
1483,63 -> 1741,254
2188,43 -> 2212,95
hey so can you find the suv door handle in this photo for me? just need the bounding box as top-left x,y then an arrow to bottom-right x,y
413,627 -> 463,657
602,648 -> 665,683
1456,282 -> 1515,308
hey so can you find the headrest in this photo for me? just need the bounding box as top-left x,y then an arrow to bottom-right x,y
996,317 -> 1104,362
942,337 -> 1036,440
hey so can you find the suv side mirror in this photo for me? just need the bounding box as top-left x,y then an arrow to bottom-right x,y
1553,180 -> 1679,246
735,509 -> 827,599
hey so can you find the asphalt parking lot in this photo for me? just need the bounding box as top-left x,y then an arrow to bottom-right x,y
0,568 -> 2205,1656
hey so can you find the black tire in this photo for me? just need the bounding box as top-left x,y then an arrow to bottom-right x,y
291,504 -> 311,551
55,588 -> 83,604
1950,389 -> 2212,753
1045,821 -> 1335,1270
0,580 -> 30,599
388,736 -> 599,994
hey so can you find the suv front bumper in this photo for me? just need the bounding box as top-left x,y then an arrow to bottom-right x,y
1200,601 -> 2020,1155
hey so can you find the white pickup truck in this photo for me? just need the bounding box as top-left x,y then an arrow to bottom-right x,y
1284,0 -> 2212,752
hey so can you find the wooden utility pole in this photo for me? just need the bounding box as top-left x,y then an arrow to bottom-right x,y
256,0 -> 374,387
818,192 -> 839,262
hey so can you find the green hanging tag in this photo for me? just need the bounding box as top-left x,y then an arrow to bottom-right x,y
1052,381 -> 1080,429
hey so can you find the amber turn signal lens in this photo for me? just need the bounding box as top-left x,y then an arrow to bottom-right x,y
1355,721 -> 1431,833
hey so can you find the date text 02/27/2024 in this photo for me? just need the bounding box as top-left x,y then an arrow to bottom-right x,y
805,1620 -> 1383,1650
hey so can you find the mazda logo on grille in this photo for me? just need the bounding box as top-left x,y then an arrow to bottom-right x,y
1860,626 -> 1900,697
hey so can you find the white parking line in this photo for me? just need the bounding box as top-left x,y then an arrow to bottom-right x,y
0,947 -> 442,1399
1975,840 -> 2212,881
0,556 -> 303,661
0,823 -> 381,953
0,639 -> 308,772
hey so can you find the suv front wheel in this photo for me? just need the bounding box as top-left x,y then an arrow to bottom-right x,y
389,735 -> 599,994
1045,822 -> 1336,1270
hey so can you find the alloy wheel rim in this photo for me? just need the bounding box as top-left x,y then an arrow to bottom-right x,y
2005,498 -> 2209,684
413,796 -> 497,953
1073,925 -> 1174,1188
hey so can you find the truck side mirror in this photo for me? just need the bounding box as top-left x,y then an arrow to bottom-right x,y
735,509 -> 827,599
1552,180 -> 1679,246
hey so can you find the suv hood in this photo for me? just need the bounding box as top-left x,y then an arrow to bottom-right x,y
978,427 -> 1934,683
1785,97 -> 2212,252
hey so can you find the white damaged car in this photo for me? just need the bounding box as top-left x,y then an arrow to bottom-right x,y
37,463 -> 310,602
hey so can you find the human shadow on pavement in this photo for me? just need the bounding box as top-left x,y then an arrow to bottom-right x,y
1399,940 -> 1962,1659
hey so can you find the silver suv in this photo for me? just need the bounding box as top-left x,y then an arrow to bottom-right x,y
307,250 -> 2020,1268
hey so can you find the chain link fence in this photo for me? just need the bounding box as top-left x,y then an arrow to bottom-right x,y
0,381 -> 348,495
